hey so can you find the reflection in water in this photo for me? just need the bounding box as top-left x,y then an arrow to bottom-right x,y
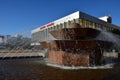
0,58 -> 119,80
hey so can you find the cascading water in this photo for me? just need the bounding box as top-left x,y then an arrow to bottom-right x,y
96,29 -> 120,52
94,29 -> 120,66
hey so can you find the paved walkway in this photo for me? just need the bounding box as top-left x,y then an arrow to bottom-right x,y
0,52 -> 45,59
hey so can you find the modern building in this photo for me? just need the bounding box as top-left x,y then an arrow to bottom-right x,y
31,11 -> 120,46
0,35 -> 4,44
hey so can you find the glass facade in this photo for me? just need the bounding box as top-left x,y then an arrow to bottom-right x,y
78,18 -> 115,31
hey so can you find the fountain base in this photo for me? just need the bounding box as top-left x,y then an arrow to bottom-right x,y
49,50 -> 89,66
48,40 -> 110,66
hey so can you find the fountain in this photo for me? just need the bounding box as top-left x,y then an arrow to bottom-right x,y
40,23 -> 120,67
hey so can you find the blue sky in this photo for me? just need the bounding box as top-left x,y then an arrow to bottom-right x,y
0,0 -> 120,36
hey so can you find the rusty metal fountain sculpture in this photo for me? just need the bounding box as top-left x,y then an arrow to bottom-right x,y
40,23 -> 112,66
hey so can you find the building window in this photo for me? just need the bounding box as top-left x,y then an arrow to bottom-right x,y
53,26 -> 55,30
75,18 -> 79,23
86,20 -> 89,27
73,19 -> 76,23
56,25 -> 59,30
82,19 -> 85,27
66,22 -> 69,28
64,22 -> 67,28
92,22 -> 95,28
62,23 -> 64,29
103,26 -> 107,31
55,25 -> 57,30
60,23 -> 63,29
84,20 -> 87,27
80,19 -> 83,26
68,20 -> 71,25
89,21 -> 93,28
95,23 -> 99,28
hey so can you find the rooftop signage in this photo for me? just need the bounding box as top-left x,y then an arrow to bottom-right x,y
47,23 -> 54,27
40,23 -> 54,30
